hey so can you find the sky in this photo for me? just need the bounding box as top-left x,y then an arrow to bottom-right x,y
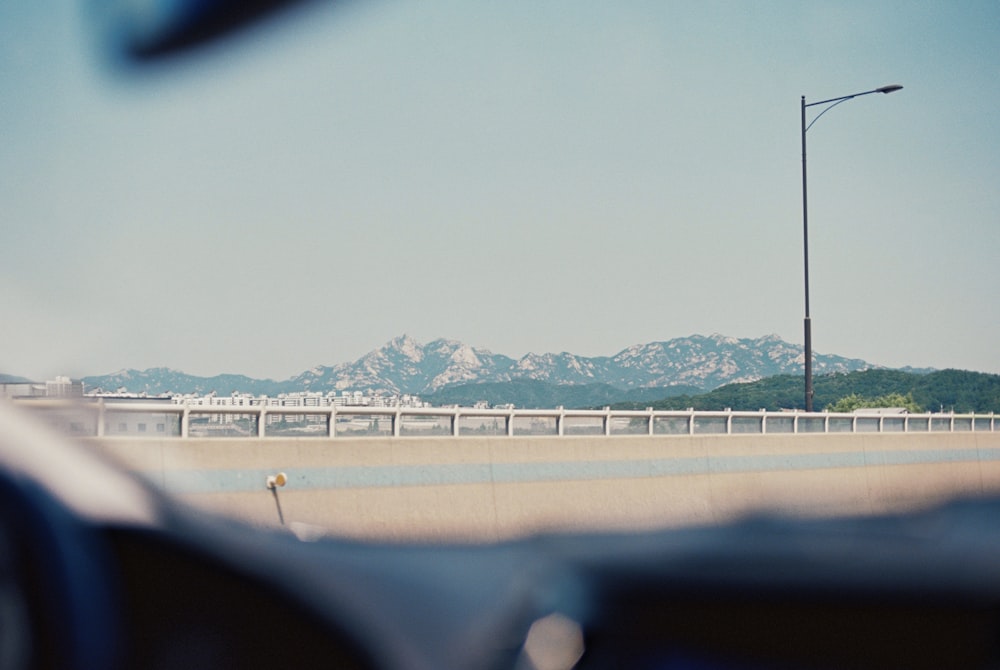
2,1 -> 999,381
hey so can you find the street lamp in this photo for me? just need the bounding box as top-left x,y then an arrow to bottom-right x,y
801,84 -> 902,412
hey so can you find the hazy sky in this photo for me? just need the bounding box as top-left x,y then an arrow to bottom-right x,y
2,1 -> 998,380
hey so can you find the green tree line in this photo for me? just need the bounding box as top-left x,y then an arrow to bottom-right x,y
612,369 -> 1000,413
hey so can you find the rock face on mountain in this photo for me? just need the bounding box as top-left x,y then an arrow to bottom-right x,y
286,335 -> 517,395
81,333 -> 872,397
608,334 -> 829,389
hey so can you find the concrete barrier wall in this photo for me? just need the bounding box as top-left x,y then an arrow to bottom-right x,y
88,432 -> 1000,542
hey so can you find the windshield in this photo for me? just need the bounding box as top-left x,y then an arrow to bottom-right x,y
3,2 -> 999,539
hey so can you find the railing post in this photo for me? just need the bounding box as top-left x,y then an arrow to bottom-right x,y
96,398 -> 106,437
181,405 -> 190,438
507,411 -> 515,436
604,408 -> 611,436
393,409 -> 401,437
557,407 -> 565,436
257,408 -> 267,438
761,411 -> 768,434
648,408 -> 655,436
453,409 -> 460,436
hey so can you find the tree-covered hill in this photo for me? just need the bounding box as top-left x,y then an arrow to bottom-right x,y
421,379 -> 702,409
611,369 -> 1000,413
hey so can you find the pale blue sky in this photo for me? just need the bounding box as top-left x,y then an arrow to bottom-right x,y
2,1 -> 998,380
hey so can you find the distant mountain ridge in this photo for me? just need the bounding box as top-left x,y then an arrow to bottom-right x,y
78,333 -> 879,398
420,380 -> 704,410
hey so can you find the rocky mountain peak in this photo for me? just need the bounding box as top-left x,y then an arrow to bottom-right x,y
79,334 -> 876,399
387,334 -> 424,362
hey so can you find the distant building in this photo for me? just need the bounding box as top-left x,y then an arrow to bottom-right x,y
1,376 -> 84,399
46,376 -> 84,397
1,381 -> 41,399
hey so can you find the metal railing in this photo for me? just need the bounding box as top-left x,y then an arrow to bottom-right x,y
12,399 -> 997,439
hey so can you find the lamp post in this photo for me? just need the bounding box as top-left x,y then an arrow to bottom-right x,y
800,84 -> 902,412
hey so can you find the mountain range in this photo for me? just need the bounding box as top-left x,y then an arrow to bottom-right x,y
75,334 -> 882,401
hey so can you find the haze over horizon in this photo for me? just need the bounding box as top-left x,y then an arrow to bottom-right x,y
3,3 -> 999,381
0,332 -> 958,383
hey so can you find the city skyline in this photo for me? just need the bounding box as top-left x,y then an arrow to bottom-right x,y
3,2 -> 999,381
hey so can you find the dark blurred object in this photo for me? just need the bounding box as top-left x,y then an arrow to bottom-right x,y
92,0 -> 313,58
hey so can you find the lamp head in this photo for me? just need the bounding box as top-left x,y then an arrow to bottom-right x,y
876,84 -> 904,94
